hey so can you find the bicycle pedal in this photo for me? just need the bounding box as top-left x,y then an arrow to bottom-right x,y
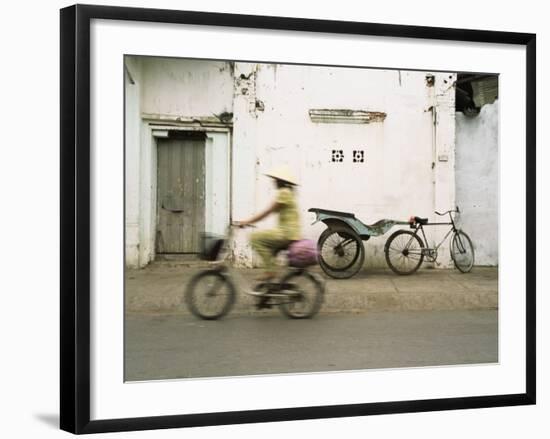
255,299 -> 272,310
256,303 -> 272,310
248,290 -> 267,297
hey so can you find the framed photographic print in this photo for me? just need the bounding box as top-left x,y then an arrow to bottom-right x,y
60,4 -> 536,434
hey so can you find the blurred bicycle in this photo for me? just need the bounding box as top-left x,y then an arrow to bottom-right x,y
185,224 -> 324,320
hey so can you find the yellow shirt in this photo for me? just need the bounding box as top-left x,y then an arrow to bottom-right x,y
276,187 -> 301,241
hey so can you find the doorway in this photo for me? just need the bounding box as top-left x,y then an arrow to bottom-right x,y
156,132 -> 206,254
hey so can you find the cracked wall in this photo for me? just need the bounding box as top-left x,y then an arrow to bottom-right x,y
125,57 -> 460,268
455,102 -> 499,266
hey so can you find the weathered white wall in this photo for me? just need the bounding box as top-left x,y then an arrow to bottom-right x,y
455,102 -> 499,265
138,122 -> 156,267
232,64 -> 456,267
125,57 -> 459,268
140,57 -> 234,117
125,58 -> 235,267
124,56 -> 142,268
205,132 -> 231,236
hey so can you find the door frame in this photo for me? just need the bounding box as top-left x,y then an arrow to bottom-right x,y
147,123 -> 232,262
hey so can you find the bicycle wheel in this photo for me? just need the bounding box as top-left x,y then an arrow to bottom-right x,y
185,270 -> 236,320
318,226 -> 365,279
384,230 -> 425,275
279,270 -> 324,319
451,231 -> 475,273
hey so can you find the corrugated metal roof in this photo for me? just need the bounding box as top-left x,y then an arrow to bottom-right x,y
471,77 -> 498,107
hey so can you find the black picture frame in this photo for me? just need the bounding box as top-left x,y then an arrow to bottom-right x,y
60,4 -> 536,434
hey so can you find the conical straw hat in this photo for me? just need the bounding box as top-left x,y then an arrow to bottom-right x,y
265,165 -> 298,186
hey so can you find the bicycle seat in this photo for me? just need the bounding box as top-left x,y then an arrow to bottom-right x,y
274,242 -> 292,255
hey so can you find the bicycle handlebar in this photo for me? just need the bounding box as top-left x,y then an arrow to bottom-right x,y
230,222 -> 257,229
435,206 -> 460,216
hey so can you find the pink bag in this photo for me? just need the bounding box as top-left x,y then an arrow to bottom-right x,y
288,239 -> 319,268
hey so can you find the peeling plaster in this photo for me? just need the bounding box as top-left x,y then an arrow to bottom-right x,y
309,109 -> 387,124
425,74 -> 435,87
126,59 -> 464,268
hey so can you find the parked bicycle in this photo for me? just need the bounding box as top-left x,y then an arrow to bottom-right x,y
185,224 -> 324,320
383,206 -> 475,275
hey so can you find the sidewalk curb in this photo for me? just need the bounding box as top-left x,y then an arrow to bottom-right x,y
125,266 -> 498,314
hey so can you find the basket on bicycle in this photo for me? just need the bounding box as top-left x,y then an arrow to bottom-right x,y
199,233 -> 225,261
288,239 -> 319,268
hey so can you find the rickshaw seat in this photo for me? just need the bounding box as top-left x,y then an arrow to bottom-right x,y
308,208 -> 356,219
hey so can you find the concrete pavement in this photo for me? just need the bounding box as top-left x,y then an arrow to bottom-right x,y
125,263 -> 498,314
125,310 -> 498,381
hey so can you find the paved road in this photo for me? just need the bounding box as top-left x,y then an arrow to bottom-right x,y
125,310 -> 498,381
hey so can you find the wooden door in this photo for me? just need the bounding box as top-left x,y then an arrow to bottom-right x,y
156,134 -> 205,253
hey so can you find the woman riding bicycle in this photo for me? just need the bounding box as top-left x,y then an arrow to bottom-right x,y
234,165 -> 301,281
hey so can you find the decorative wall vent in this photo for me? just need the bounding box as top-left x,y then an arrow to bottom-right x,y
353,150 -> 365,163
331,150 -> 344,163
309,109 -> 386,124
